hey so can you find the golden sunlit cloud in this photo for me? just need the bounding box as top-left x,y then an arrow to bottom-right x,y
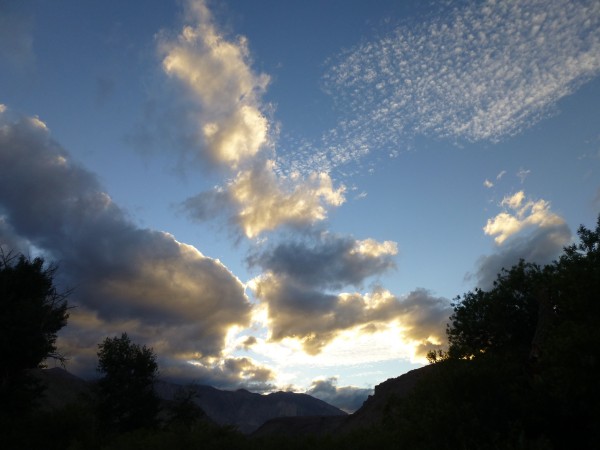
484,191 -> 566,244
230,161 -> 346,238
165,1 -> 347,237
160,0 -> 270,168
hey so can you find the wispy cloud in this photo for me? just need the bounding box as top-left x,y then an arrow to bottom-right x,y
285,0 -> 600,175
0,5 -> 35,70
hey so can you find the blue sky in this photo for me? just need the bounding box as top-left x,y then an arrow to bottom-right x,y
1,0 -> 599,411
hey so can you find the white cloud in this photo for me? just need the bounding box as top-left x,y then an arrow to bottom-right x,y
159,0 -> 270,168
517,167 -> 531,183
484,191 -> 565,244
182,161 -> 346,238
285,0 -> 600,176
163,0 -> 346,237
474,190 -> 571,289
483,179 -> 494,188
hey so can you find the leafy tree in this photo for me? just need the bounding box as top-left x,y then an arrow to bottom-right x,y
447,259 -> 543,360
0,250 -> 69,416
385,216 -> 600,449
167,384 -> 207,431
95,333 -> 160,433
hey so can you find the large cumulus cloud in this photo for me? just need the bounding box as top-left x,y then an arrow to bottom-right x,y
182,161 -> 345,238
249,233 -> 451,355
158,0 -> 345,238
0,108 -> 253,380
158,0 -> 270,169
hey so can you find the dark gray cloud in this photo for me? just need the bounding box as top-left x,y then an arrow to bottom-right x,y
249,232 -> 449,355
471,192 -> 573,290
248,233 -> 397,290
157,356 -> 275,393
0,111 -> 251,376
473,223 -> 571,290
254,267 -> 451,355
306,377 -> 373,413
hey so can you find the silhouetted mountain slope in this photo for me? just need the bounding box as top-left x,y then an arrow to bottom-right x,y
155,381 -> 346,434
253,365 -> 434,437
31,367 -> 91,410
31,368 -> 346,434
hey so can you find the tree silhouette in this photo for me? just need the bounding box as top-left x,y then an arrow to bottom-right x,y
389,216 -> 600,448
0,250 -> 69,416
95,333 -> 160,433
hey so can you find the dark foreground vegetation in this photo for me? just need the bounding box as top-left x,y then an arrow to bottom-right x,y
1,216 -> 599,449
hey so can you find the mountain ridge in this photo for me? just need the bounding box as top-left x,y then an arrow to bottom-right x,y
32,367 -> 346,434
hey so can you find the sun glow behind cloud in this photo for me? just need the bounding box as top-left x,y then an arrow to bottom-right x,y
0,0 -> 596,401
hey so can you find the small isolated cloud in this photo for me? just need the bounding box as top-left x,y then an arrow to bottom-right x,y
0,5 -> 35,70
517,167 -> 531,183
306,377 -> 373,413
288,0 -> 600,176
474,190 -> 571,289
182,161 -> 346,238
483,179 -> 494,188
496,170 -> 507,180
484,191 -> 565,244
0,108 -> 252,378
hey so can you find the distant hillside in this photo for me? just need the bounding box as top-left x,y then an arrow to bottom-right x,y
155,381 -> 346,434
32,368 -> 346,434
252,364 -> 434,437
32,367 -> 91,410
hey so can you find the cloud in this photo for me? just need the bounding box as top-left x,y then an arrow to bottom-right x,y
248,233 -> 449,355
306,377 -> 373,413
484,191 -> 566,244
182,160 -> 345,238
517,167 -> 531,183
248,232 -> 397,290
286,0 -> 600,176
483,179 -> 494,188
158,0 -> 270,169
0,109 -> 252,377
0,4 -> 35,70
159,356 -> 276,392
474,191 -> 571,289
159,0 -> 346,238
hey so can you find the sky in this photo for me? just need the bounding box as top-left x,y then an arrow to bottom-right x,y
0,0 -> 599,412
